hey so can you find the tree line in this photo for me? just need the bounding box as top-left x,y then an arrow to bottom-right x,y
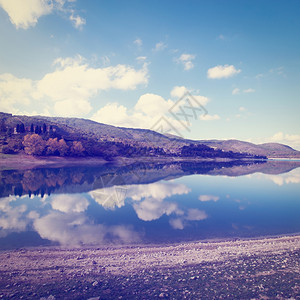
22,134 -> 85,156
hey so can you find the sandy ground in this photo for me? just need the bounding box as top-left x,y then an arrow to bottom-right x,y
0,235 -> 299,299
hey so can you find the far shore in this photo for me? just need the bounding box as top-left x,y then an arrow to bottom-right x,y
0,234 -> 299,299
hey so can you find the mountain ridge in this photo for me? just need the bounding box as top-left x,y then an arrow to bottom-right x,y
0,112 -> 299,159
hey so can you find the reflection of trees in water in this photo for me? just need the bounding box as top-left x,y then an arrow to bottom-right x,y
0,160 -> 268,198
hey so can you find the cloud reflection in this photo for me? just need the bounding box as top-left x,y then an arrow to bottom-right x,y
34,211 -> 140,246
129,181 -> 189,221
198,194 -> 220,202
169,208 -> 208,230
249,168 -> 300,186
0,196 -> 30,237
51,194 -> 89,213
89,181 -> 191,222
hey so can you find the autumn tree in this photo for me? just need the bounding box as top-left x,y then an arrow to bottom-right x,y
46,138 -> 59,155
70,141 -> 85,156
57,139 -> 68,156
46,138 -> 69,156
23,134 -> 46,155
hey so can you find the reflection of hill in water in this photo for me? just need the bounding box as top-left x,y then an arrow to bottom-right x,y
1,160 -> 299,197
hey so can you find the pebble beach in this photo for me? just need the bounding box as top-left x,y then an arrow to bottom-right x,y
0,235 -> 299,299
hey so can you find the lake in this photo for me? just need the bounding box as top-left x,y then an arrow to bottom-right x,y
0,160 -> 300,249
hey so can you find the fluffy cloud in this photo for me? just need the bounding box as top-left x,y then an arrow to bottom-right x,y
153,42 -> 167,52
134,93 -> 175,117
249,132 -> 300,151
198,195 -> 220,202
92,86 -> 214,130
0,73 -> 34,112
269,132 -> 300,151
91,93 -> 180,130
0,0 -> 52,29
69,11 -> 86,29
207,64 -> 241,79
170,86 -> 187,98
177,53 -> 196,71
0,0 -> 84,29
0,56 -> 148,117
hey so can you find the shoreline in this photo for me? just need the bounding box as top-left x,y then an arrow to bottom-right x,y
0,234 -> 299,299
0,153 -> 269,170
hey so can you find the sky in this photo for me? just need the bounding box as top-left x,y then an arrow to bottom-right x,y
0,0 -> 299,149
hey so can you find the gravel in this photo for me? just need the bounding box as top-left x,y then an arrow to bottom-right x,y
0,235 -> 299,299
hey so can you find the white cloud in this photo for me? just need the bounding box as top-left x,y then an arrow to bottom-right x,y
198,195 -> 220,202
0,73 -> 34,113
0,0 -> 52,29
239,106 -> 246,112
170,86 -> 187,98
153,41 -> 167,52
134,38 -> 143,48
54,99 -> 92,117
0,56 -> 149,117
249,132 -> 300,151
0,0 -> 84,30
218,34 -> 225,40
92,87 -> 213,129
207,64 -> 241,79
177,53 -> 196,71
135,93 -> 175,117
232,88 -> 240,95
269,132 -> 300,151
244,88 -> 255,93
136,56 -> 147,63
91,93 -> 180,130
69,11 -> 85,29
51,194 -> 89,213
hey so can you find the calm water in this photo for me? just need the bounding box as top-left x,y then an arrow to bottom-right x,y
0,160 -> 300,249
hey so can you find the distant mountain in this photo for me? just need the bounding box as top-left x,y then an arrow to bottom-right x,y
0,112 -> 299,159
194,139 -> 300,159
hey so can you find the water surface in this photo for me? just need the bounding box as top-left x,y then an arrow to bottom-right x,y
0,160 -> 299,249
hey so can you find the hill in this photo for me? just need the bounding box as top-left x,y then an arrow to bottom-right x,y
1,112 -> 299,159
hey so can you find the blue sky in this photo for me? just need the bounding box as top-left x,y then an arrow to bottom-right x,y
0,0 -> 299,149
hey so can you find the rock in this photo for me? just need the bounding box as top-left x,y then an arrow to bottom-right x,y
92,281 -> 98,287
